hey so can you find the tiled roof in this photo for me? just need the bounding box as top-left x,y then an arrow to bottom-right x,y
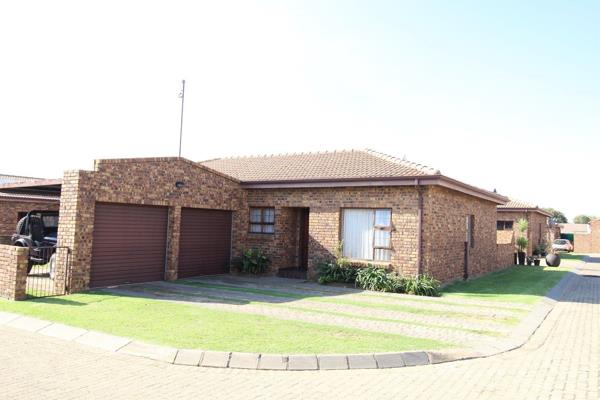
0,174 -> 41,185
498,199 -> 538,209
200,149 -> 440,183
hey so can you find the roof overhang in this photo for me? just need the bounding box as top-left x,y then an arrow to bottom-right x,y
241,175 -> 508,204
0,179 -> 63,196
497,207 -> 553,217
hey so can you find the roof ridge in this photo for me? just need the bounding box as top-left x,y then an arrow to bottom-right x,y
363,149 -> 441,175
199,149 -> 362,162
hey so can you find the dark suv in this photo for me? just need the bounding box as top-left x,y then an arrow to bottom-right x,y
11,210 -> 59,274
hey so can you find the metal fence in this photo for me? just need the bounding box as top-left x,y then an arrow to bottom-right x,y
25,246 -> 71,298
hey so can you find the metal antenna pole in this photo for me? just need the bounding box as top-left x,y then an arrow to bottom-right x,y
178,79 -> 186,157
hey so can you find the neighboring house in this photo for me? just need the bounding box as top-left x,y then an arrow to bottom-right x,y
0,150 -> 510,292
496,199 -> 554,255
566,221 -> 600,253
0,174 -> 60,244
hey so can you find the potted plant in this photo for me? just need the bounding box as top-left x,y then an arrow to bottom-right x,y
516,236 -> 528,265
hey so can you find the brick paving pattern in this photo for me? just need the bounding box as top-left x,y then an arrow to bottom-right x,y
0,258 -> 598,399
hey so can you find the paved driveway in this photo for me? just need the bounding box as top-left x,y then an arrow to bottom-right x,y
1,258 -> 598,399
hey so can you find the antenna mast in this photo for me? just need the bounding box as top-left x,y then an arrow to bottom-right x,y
178,80 -> 186,157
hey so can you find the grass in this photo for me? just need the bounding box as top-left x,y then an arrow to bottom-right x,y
176,280 -> 516,323
442,265 -> 571,304
0,292 -> 450,354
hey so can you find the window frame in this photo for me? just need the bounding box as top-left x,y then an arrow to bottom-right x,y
496,220 -> 514,231
340,207 -> 393,262
248,207 -> 275,234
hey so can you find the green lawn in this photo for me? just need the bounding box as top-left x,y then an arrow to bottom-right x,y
0,292 -> 449,354
442,265 -> 571,304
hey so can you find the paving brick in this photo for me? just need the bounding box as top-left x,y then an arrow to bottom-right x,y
347,354 -> 378,369
75,331 -> 131,352
257,354 -> 287,370
6,316 -> 52,332
38,323 -> 88,341
173,349 -> 203,366
228,352 -> 260,369
287,355 -> 318,370
118,341 -> 177,363
200,351 -> 231,368
317,355 -> 348,370
400,351 -> 430,367
374,353 -> 406,369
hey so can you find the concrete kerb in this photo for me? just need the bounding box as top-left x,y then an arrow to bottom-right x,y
0,261 -> 581,371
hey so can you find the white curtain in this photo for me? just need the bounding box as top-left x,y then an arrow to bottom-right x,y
342,209 -> 374,260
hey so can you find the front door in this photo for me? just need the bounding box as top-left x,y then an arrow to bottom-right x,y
298,208 -> 309,269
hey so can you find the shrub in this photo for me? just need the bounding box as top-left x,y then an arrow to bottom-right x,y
240,248 -> 270,274
355,266 -> 402,292
516,236 -> 529,253
517,218 -> 529,233
402,274 -> 441,297
316,261 -> 357,284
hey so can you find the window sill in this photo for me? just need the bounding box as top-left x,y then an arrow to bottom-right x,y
344,259 -> 393,267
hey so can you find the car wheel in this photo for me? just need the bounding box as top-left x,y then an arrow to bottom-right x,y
49,254 -> 56,280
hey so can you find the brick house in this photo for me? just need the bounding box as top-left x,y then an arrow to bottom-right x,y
0,174 -> 60,244
572,220 -> 600,253
496,199 -> 554,255
0,150 -> 511,292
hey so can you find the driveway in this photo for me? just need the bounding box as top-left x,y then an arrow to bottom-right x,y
0,257 -> 598,399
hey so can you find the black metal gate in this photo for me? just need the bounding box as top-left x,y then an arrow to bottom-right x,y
25,246 -> 72,298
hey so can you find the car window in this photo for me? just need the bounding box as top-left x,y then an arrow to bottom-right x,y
42,215 -> 59,228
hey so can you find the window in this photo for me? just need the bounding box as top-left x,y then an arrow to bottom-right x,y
341,209 -> 392,261
466,215 -> 475,248
249,207 -> 275,234
497,220 -> 514,230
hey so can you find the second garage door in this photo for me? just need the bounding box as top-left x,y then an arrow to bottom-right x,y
178,208 -> 232,278
90,203 -> 168,288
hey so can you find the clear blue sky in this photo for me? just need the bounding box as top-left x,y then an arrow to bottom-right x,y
0,1 -> 598,220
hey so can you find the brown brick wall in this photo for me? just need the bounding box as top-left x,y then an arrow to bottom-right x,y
422,186 -> 499,282
0,244 -> 28,300
497,210 -> 552,255
574,220 -> 600,253
0,199 -> 59,244
241,186 -> 421,278
57,158 -> 244,291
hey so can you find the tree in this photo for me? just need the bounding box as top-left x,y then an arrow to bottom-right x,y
573,215 -> 596,224
543,208 -> 568,224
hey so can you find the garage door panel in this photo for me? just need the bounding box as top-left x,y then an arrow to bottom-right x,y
90,203 -> 168,288
178,208 -> 232,278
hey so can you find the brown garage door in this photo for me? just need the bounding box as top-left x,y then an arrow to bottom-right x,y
90,203 -> 168,288
178,208 -> 232,278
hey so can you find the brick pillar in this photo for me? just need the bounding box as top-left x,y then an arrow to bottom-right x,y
0,245 -> 29,300
165,206 -> 181,281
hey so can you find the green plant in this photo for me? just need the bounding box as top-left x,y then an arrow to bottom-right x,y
240,248 -> 270,274
516,236 -> 528,253
316,261 -> 357,284
402,274 -> 441,297
355,266 -> 402,292
516,218 -> 529,233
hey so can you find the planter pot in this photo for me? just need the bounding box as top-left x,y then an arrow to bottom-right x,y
513,253 -> 518,265
546,253 -> 561,267
533,259 -> 541,266
517,252 -> 526,265
526,258 -> 533,266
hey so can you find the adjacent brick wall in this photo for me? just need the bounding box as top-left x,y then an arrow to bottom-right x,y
0,199 -> 59,244
497,210 -> 552,255
422,186 -> 499,282
574,220 -> 600,253
0,245 -> 28,300
57,158 -> 244,292
496,230 -> 515,268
